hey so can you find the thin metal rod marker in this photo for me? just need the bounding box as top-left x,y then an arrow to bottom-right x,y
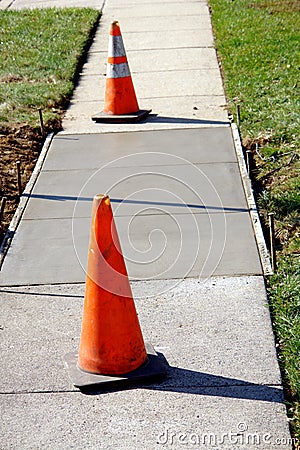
237,104 -> 241,128
268,213 -> 277,273
246,150 -> 252,175
0,197 -> 7,223
16,160 -> 22,197
39,108 -> 45,138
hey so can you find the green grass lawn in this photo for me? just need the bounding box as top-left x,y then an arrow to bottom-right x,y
0,8 -> 100,131
209,0 -> 300,441
0,7 -> 100,243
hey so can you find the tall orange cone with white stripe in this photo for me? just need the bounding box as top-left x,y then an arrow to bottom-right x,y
64,195 -> 167,390
92,21 -> 151,123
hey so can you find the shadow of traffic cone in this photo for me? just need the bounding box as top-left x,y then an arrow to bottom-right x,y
65,194 -> 166,390
92,21 -> 151,123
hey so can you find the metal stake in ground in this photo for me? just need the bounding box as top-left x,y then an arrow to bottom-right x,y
246,150 -> 252,176
16,161 -> 22,197
38,109 -> 45,138
268,213 -> 277,272
0,197 -> 7,224
236,104 -> 241,128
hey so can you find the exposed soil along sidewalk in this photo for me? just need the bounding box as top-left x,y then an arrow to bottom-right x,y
0,126 -> 44,242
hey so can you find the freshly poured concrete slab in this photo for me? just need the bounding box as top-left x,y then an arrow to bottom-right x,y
0,277 -> 282,392
22,162 -> 248,220
0,217 -> 86,286
0,211 -> 261,286
43,129 -> 236,171
110,212 -> 261,280
0,129 -> 257,287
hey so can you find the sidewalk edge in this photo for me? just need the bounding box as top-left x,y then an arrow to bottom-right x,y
231,122 -> 273,276
0,132 -> 54,270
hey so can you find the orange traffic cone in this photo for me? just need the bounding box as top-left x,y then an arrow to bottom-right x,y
78,194 -> 147,375
92,21 -> 151,123
64,194 -> 166,390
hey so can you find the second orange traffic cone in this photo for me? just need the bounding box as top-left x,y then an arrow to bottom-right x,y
92,21 -> 151,123
64,195 -> 166,389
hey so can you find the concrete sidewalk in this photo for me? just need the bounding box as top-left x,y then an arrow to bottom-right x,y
0,0 -> 293,448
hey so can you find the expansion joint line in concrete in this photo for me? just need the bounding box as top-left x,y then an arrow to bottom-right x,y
115,29 -> 213,34
103,14 -> 210,19
0,281 -> 85,288
132,68 -> 219,74
0,383 -> 284,396
0,390 -> 78,396
90,46 -> 215,54
0,274 -> 265,290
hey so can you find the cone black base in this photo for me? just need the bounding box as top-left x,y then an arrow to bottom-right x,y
64,342 -> 167,391
92,109 -> 152,124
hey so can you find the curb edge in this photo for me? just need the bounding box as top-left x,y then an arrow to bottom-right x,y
231,123 -> 273,276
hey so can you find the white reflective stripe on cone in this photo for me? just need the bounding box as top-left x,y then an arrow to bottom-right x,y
106,62 -> 131,79
108,35 -> 126,58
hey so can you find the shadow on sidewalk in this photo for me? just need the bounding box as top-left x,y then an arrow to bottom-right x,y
146,115 -> 230,126
24,194 -> 249,213
80,354 -> 283,403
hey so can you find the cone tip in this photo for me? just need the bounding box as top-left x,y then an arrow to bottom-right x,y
110,20 -> 122,36
94,194 -> 110,206
111,20 -> 120,31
